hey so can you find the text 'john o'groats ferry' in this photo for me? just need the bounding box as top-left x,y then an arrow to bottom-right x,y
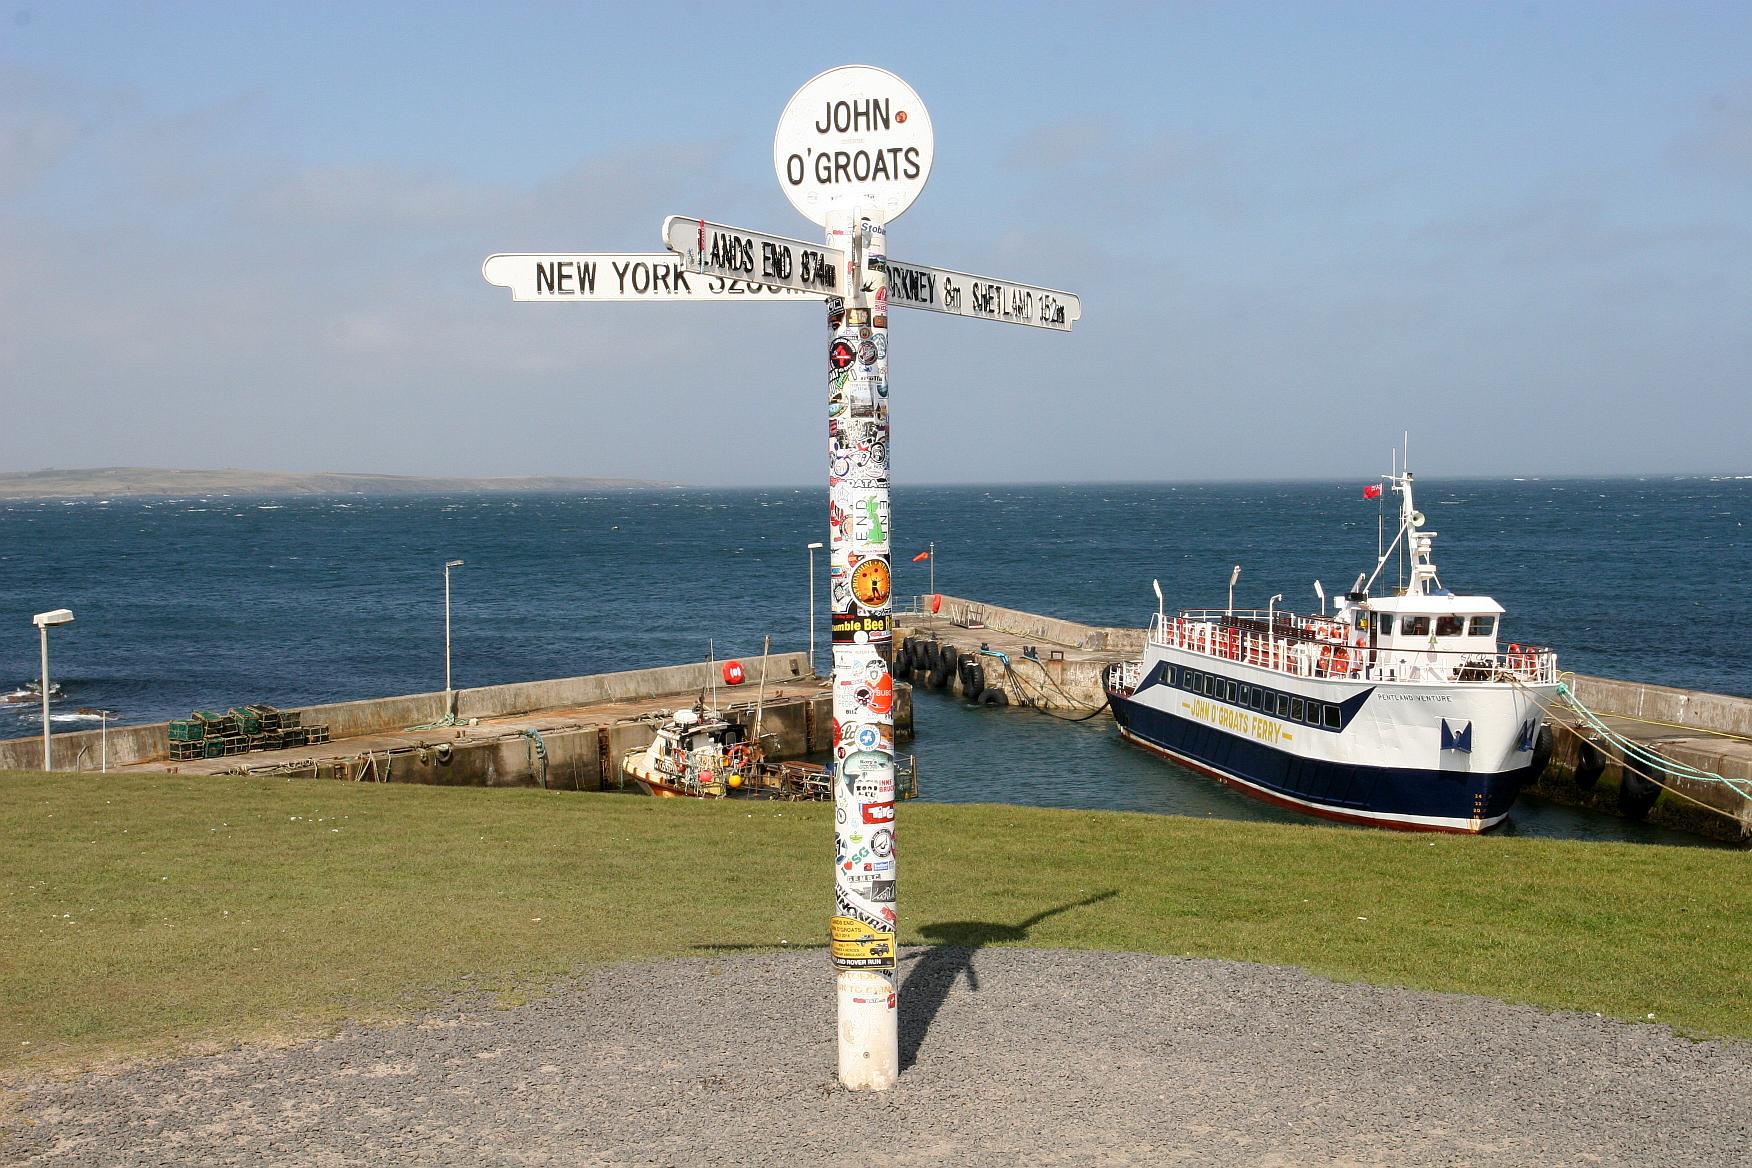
1104,463 -> 1559,833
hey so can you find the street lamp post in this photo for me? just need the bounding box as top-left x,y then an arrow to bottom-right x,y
443,560 -> 465,716
32,608 -> 74,771
807,542 -> 824,673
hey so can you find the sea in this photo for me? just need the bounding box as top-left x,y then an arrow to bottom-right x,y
2,477 -> 1746,845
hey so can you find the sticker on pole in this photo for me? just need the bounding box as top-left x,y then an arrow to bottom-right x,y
774,64 -> 934,227
830,915 -> 897,969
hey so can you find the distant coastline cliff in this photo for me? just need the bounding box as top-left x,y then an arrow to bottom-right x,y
0,468 -> 676,499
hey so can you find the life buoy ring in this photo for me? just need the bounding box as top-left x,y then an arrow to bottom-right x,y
726,744 -> 750,768
1318,645 -> 1334,676
1331,646 -> 1351,676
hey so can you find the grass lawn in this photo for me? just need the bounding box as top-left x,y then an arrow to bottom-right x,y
3,770 -> 1748,1073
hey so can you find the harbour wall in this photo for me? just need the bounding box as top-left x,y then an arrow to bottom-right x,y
1531,676 -> 1752,842
0,653 -> 858,778
896,594 -> 1140,710
283,682 -> 876,793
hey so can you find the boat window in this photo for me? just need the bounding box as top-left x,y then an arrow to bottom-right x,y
1224,680 -> 1237,703
1402,616 -> 1430,636
1323,704 -> 1341,730
1250,688 -> 1265,711
1276,693 -> 1289,717
1203,675 -> 1216,698
1468,616 -> 1496,636
1436,616 -> 1465,637
1290,697 -> 1304,721
1377,613 -> 1394,635
1186,670 -> 1199,691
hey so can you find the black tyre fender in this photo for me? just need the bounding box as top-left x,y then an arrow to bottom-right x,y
1618,769 -> 1661,820
978,687 -> 1009,707
965,662 -> 986,697
927,665 -> 949,690
893,647 -> 913,675
1528,724 -> 1554,783
1574,741 -> 1606,791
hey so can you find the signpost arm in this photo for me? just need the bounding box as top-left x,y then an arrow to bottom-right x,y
828,209 -> 899,1090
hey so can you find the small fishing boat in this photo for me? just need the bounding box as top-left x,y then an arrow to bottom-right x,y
621,701 -> 834,800
1105,460 -> 1558,833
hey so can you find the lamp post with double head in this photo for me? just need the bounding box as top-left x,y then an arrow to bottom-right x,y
443,560 -> 465,716
32,608 -> 74,771
807,542 -> 824,673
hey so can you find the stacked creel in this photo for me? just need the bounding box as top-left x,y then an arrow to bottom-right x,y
165,704 -> 330,761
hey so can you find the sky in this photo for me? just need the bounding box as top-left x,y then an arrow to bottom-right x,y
1,1 -> 1748,486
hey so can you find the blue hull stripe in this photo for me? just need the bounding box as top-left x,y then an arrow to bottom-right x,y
1109,691 -> 1526,828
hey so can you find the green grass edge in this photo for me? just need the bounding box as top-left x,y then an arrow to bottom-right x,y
4,771 -> 1748,1075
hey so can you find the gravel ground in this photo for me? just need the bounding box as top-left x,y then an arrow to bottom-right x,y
4,948 -> 1748,1167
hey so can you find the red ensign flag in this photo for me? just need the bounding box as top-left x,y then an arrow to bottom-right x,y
1363,484 -> 1383,499
912,551 -> 931,562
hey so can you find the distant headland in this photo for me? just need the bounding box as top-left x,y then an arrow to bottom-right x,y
0,468 -> 677,499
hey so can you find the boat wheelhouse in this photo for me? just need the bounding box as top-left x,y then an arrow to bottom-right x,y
1105,464 -> 1558,833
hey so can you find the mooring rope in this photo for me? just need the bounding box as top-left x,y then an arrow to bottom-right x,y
1512,678 -> 1750,823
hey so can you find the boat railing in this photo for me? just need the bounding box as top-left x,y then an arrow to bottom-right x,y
1107,658 -> 1144,693
1148,611 -> 1556,685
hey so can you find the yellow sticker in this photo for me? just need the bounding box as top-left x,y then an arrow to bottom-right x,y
829,915 -> 896,967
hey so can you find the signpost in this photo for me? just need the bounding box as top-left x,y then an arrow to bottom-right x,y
483,62 -> 1079,1093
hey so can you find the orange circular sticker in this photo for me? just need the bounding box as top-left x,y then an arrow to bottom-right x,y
852,557 -> 891,607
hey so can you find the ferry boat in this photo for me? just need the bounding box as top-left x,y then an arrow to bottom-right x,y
1104,466 -> 1558,833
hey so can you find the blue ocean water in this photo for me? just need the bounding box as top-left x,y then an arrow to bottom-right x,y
2,478 -> 1745,843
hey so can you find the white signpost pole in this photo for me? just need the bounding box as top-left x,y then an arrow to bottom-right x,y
776,64 -> 931,1092
485,61 -> 1078,1095
825,207 -> 899,1089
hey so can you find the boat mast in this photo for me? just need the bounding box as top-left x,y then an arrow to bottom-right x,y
1359,441 -> 1443,599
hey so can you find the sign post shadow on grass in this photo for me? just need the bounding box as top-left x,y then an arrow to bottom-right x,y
899,890 -> 1118,1071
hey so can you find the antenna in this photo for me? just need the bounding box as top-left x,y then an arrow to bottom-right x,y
1314,579 -> 1325,616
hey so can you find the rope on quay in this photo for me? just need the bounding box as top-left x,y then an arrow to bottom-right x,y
406,712 -> 463,731
519,728 -> 550,789
991,651 -> 1112,723
1519,677 -> 1752,824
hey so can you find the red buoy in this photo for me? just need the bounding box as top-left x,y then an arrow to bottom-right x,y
722,660 -> 745,685
930,594 -> 942,614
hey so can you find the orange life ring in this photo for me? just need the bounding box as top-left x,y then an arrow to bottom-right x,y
727,744 -> 750,767
1331,646 -> 1351,675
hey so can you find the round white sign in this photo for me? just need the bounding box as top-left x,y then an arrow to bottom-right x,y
774,65 -> 934,227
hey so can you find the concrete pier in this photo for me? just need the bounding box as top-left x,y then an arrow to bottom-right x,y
895,595 -> 1135,710
0,653 -> 915,792
897,595 -> 1752,842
